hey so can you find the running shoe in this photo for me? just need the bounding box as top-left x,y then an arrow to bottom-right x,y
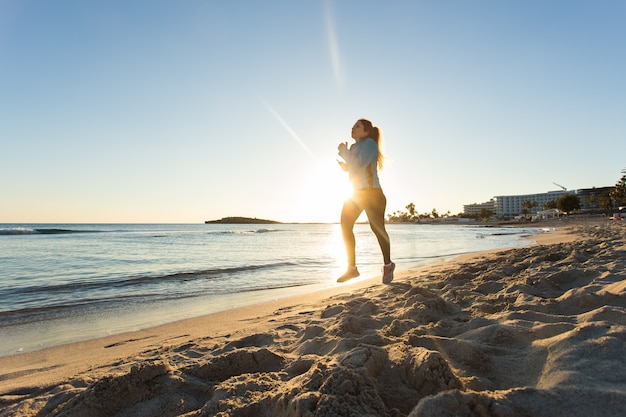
337,266 -> 360,282
382,262 -> 395,284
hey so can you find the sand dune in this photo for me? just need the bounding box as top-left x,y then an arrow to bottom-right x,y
1,222 -> 625,416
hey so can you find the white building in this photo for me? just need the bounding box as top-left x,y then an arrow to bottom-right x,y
463,199 -> 495,217
493,190 -> 573,218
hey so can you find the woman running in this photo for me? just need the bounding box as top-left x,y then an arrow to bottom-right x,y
336,118 -> 395,283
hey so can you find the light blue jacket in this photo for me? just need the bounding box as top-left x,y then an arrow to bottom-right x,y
338,137 -> 381,189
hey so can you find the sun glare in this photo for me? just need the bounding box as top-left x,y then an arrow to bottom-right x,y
325,2 -> 343,89
327,222 -> 347,275
296,158 -> 352,223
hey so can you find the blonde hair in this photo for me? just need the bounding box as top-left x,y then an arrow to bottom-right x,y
358,118 -> 385,169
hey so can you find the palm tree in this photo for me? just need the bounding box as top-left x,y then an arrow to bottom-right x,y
405,203 -> 416,220
599,193 -> 613,211
544,200 -> 557,210
521,200 -> 538,219
610,169 -> 626,207
587,193 -> 597,212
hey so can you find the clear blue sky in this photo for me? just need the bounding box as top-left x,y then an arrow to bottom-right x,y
2,0 -> 624,223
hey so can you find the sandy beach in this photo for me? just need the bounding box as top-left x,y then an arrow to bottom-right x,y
1,219 -> 625,417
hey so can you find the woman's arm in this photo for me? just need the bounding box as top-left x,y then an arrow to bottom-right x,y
338,139 -> 378,170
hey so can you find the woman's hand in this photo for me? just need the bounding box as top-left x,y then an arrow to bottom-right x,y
337,142 -> 348,152
337,160 -> 348,171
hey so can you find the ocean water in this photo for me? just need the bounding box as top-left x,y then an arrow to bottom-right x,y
0,223 -> 543,356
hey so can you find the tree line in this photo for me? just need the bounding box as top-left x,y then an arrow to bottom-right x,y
386,203 -> 459,223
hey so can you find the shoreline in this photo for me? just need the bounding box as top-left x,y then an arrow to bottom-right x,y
0,222 -> 547,359
2,219 -> 624,416
0,226 -> 576,387
0,254 -> 496,359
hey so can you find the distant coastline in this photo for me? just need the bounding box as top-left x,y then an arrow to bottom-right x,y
204,217 -> 281,224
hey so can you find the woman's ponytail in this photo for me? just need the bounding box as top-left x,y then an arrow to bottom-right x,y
359,119 -> 385,170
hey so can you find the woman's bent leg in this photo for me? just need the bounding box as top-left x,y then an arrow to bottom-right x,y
364,190 -> 391,264
341,198 -> 362,267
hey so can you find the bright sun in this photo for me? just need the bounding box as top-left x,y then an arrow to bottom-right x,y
292,158 -> 353,274
295,158 -> 352,223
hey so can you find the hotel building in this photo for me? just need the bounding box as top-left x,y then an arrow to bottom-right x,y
493,190 -> 572,218
463,199 -> 495,217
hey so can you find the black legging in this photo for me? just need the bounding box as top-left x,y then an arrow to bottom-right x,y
341,188 -> 391,266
